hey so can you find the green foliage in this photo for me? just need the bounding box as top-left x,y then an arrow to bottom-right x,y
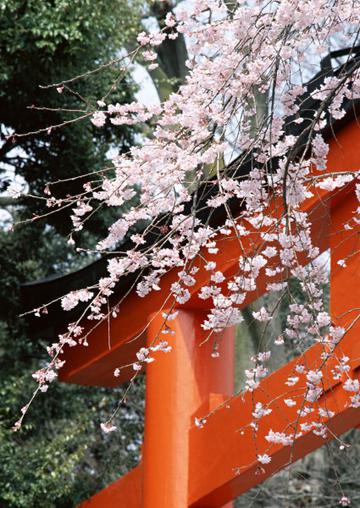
0,0 -> 143,238
0,216 -> 145,507
0,0 -> 141,72
0,1 -> 146,506
0,371 -> 144,508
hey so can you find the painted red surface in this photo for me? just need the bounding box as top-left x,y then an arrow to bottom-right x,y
73,119 -> 360,507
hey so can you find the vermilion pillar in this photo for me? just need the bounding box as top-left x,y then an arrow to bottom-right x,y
331,193 -> 360,435
142,309 -> 234,508
330,189 -> 360,367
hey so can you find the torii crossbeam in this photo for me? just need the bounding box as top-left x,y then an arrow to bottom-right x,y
52,118 -> 359,507
22,112 -> 360,506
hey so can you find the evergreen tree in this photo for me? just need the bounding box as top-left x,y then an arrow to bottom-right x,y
0,1 -> 145,506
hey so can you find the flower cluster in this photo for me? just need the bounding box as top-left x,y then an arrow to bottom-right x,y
20,6 -> 360,504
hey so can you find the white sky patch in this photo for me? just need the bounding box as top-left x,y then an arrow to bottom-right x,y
316,249 -> 331,274
132,63 -> 160,106
0,144 -> 28,228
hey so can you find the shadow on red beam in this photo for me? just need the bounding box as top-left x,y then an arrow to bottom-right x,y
188,344 -> 360,506
77,464 -> 142,508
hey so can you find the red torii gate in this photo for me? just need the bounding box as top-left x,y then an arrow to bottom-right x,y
57,118 -> 360,507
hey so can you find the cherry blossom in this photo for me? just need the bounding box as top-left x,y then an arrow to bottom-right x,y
18,8 -> 360,502
100,422 -> 117,434
91,111 -> 106,128
257,454 -> 271,465
343,378 -> 360,392
265,430 -> 294,446
61,289 -> 93,311
339,496 -> 351,506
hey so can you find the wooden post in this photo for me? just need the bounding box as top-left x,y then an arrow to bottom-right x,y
142,309 -> 234,508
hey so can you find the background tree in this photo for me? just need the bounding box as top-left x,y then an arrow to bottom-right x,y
0,2 -> 189,504
0,1 -> 145,506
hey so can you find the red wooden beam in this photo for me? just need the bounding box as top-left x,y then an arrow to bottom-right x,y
58,119 -> 360,388
142,310 -> 234,508
188,370 -> 360,507
77,464 -> 142,507
75,331 -> 360,508
75,185 -> 359,507
188,185 -> 360,506
76,228 -> 360,508
76,311 -> 235,508
76,363 -> 360,508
